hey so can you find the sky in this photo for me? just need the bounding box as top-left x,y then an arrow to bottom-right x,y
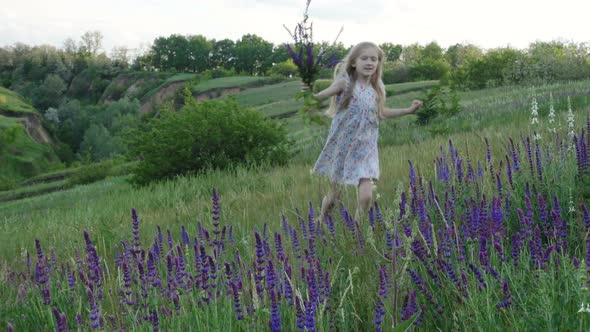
1,0 -> 589,56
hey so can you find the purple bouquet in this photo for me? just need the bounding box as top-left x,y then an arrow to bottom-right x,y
283,0 -> 341,90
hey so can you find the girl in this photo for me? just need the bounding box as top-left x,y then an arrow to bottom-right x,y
312,41 -> 423,221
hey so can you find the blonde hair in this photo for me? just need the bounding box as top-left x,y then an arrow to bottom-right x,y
325,42 -> 386,118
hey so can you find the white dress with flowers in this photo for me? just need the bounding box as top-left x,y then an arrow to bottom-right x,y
312,74 -> 380,186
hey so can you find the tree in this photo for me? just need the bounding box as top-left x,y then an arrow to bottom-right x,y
187,35 -> 213,72
34,74 -> 66,109
421,42 -> 444,62
63,38 -> 78,55
379,43 -> 402,62
111,46 -> 130,69
400,43 -> 423,66
445,43 -> 483,69
168,34 -> 190,72
234,34 -> 273,75
80,31 -> 104,56
210,39 -> 235,70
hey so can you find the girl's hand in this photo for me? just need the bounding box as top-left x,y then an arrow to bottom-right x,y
409,100 -> 423,113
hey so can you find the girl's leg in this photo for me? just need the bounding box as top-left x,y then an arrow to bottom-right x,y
320,182 -> 342,222
355,178 -> 373,221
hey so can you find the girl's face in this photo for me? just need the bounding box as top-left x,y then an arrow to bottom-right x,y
352,47 -> 379,80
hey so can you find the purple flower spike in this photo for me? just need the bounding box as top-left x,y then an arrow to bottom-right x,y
269,288 -> 282,332
373,297 -> 385,332
131,208 -> 140,252
52,307 -> 70,332
497,280 -> 512,309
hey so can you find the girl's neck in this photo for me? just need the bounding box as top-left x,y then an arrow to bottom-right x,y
355,73 -> 372,86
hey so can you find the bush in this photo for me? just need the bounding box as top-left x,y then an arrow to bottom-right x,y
415,85 -> 461,126
127,99 -> 291,186
382,61 -> 410,84
67,161 -> 113,186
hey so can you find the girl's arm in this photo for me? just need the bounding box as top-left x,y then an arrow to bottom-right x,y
382,100 -> 423,119
312,77 -> 346,102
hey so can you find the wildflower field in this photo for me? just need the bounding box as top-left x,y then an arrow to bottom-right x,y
2,80 -> 590,331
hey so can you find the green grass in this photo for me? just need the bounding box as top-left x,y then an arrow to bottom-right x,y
0,87 -> 37,114
0,179 -> 70,202
190,76 -> 266,94
385,80 -> 439,95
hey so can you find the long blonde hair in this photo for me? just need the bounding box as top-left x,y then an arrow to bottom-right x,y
325,42 -> 386,118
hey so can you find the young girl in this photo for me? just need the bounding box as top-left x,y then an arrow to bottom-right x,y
312,41 -> 423,221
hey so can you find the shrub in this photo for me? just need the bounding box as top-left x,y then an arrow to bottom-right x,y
67,160 -> 113,186
382,61 -> 410,84
415,85 -> 461,126
127,99 -> 291,186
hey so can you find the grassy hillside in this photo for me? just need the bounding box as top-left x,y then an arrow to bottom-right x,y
0,86 -> 37,114
0,88 -> 60,188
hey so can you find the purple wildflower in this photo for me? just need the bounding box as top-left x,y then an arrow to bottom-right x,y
401,290 -> 418,322
52,307 -> 70,332
497,280 -> 512,309
374,297 -> 385,332
269,288 -> 282,332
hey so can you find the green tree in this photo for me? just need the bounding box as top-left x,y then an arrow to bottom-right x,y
210,39 -> 235,70
187,35 -> 213,72
79,124 -> 122,161
34,74 -> 66,109
80,30 -> 104,56
234,34 -> 273,75
379,43 -> 402,62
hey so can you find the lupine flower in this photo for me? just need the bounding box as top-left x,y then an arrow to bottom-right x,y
304,298 -> 317,332
582,203 -> 590,232
131,208 -> 140,253
497,280 -> 512,309
373,297 -> 385,332
269,288 -> 282,332
295,296 -> 305,330
52,307 -> 69,332
401,290 -> 418,322
511,233 -> 522,266
468,263 -> 486,289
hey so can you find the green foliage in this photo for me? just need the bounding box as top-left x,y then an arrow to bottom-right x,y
32,74 -> 66,110
382,61 -> 410,84
127,99 -> 291,186
312,79 -> 332,94
269,60 -> 298,77
233,34 -> 274,75
67,160 -> 113,186
415,85 -> 461,126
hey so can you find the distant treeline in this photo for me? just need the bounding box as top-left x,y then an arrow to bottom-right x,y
2,32 -> 590,100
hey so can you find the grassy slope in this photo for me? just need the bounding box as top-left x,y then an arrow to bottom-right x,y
0,88 -> 60,184
0,87 -> 37,114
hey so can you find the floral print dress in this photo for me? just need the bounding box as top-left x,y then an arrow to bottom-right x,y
312,74 -> 380,186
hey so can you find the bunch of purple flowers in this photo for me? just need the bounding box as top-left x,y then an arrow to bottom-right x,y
283,0 -> 341,90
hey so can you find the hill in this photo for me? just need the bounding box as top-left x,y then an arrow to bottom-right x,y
0,87 -> 60,188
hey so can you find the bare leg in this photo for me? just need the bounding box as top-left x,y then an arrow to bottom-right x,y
355,178 -> 373,221
320,182 -> 342,222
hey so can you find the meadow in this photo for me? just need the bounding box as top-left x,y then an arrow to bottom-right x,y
1,79 -> 590,331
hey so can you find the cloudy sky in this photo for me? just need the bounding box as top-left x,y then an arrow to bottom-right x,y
1,0 -> 589,55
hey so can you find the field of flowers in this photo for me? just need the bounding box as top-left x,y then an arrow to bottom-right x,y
2,83 -> 590,331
